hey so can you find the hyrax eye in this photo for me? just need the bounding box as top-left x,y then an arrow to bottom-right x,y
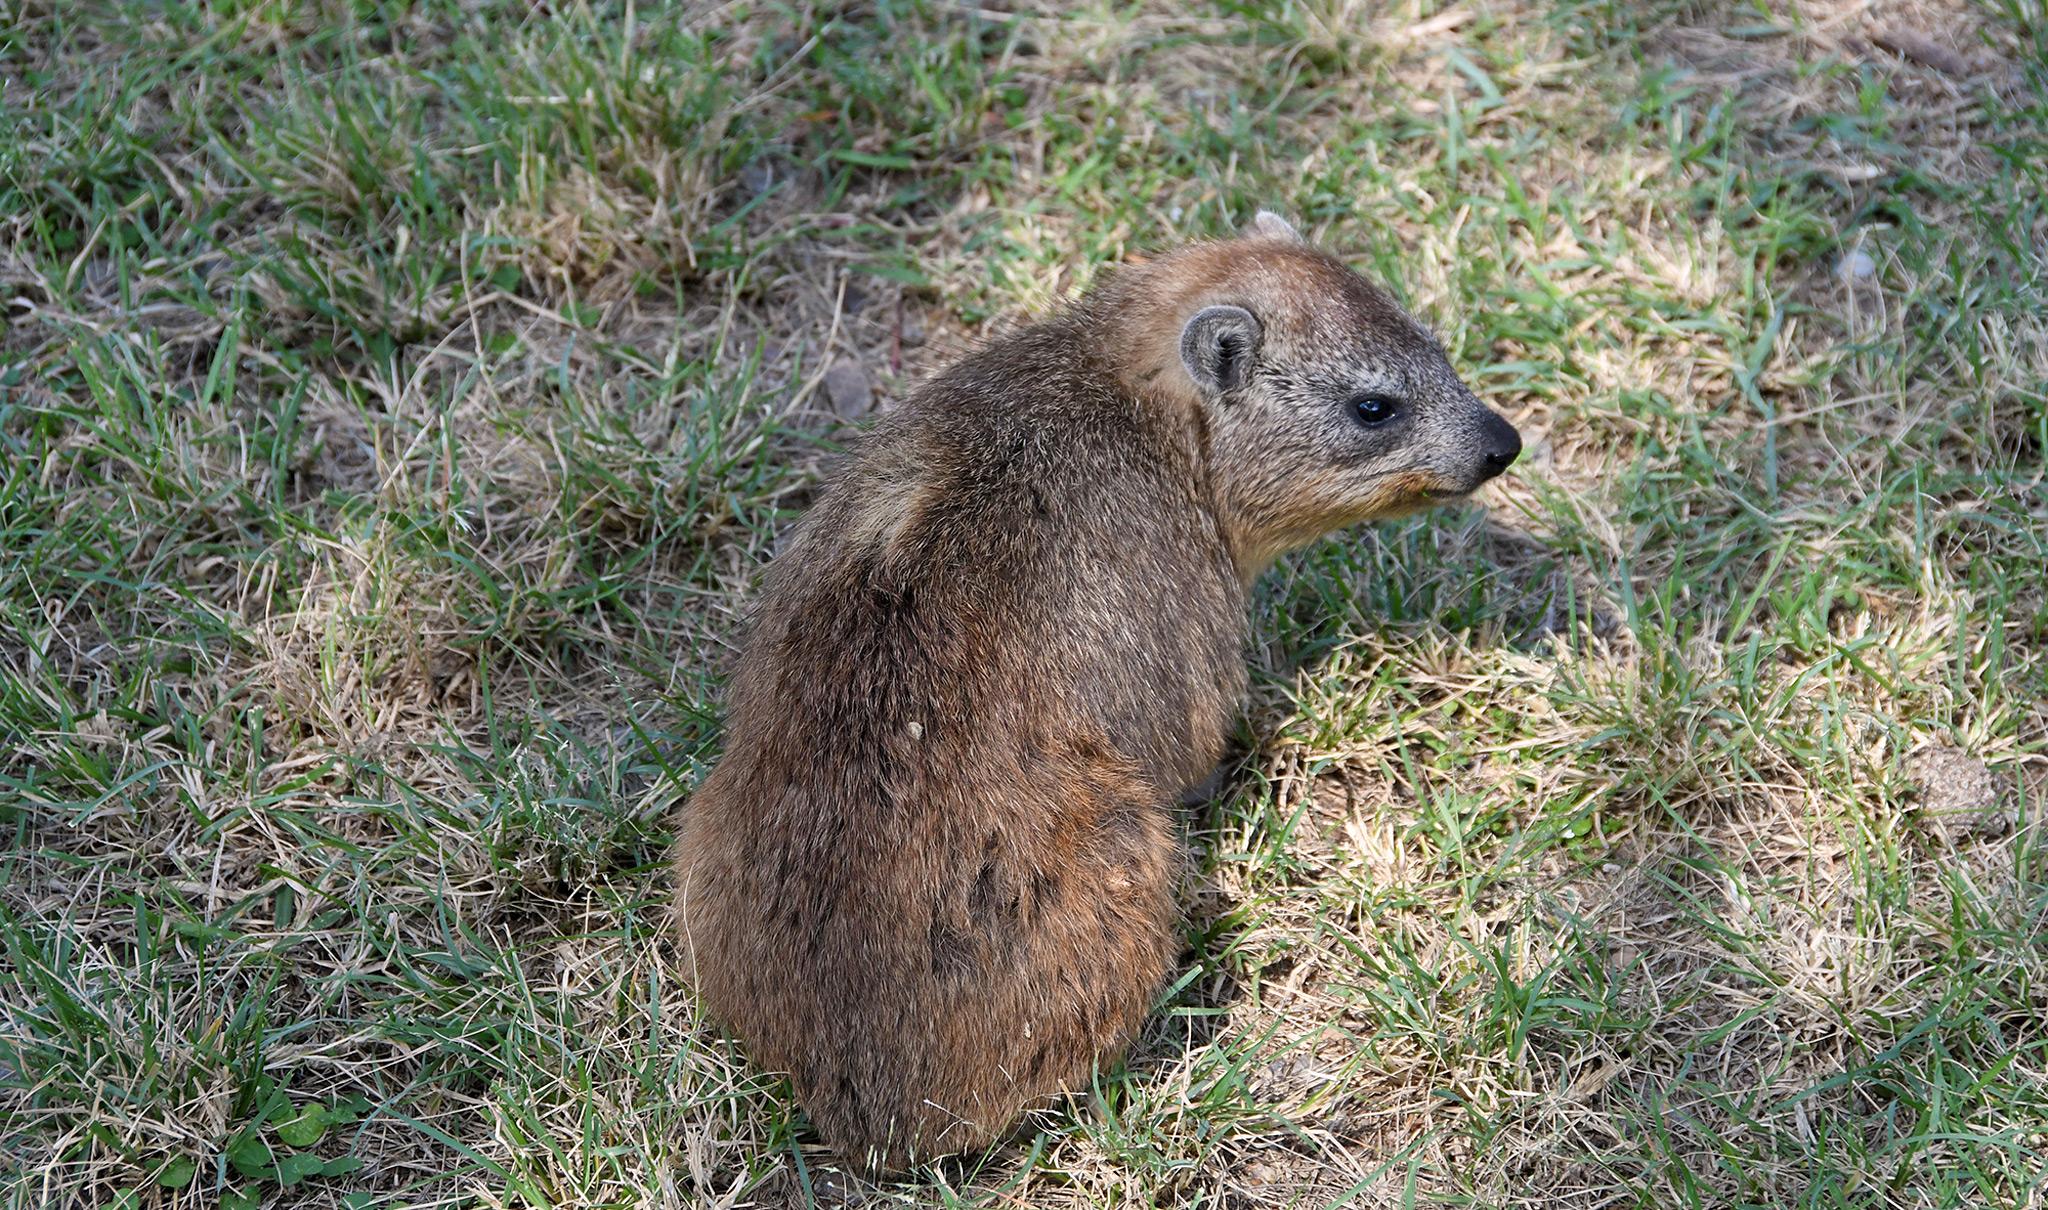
1352,395 -> 1401,425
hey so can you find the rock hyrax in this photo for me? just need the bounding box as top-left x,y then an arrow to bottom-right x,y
673,212 -> 1521,1170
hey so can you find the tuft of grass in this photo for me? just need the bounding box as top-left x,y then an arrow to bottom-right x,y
3,0 -> 2044,1207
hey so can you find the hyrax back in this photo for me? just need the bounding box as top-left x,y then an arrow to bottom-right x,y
673,214 -> 1520,1170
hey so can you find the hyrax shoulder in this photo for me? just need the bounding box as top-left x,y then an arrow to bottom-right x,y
672,212 -> 1519,1170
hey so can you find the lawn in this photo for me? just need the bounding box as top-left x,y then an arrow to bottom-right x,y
3,0 -> 2044,1207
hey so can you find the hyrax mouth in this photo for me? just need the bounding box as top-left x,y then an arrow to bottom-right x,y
1357,471 -> 1468,517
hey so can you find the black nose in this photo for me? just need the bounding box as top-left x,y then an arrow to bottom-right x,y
1478,411 -> 1521,479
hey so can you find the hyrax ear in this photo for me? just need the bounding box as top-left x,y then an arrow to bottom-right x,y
1179,304 -> 1262,397
1244,209 -> 1304,243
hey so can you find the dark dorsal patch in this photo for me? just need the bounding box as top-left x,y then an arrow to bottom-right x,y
927,902 -> 969,975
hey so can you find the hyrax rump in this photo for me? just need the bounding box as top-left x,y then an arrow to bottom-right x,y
672,212 -> 1521,1170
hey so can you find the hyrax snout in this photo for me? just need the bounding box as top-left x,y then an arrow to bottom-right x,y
672,211 -> 1519,1171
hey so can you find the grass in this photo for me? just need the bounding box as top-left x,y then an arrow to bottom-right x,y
2,0 -> 2044,1206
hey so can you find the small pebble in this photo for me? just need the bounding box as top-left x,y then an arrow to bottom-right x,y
1840,250 -> 1877,281
899,310 -> 927,347
1874,28 -> 1974,77
1907,745 -> 2009,841
823,359 -> 873,419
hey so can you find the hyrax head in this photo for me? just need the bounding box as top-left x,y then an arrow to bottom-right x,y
1144,211 -> 1520,573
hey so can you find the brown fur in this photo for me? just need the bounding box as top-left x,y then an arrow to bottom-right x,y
672,221 -> 1519,1170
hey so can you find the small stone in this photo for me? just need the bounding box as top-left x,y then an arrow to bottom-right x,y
1874,28 -> 1973,77
822,359 -> 873,419
1840,250 -> 1877,280
1907,745 -> 2009,841
899,309 -> 927,347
